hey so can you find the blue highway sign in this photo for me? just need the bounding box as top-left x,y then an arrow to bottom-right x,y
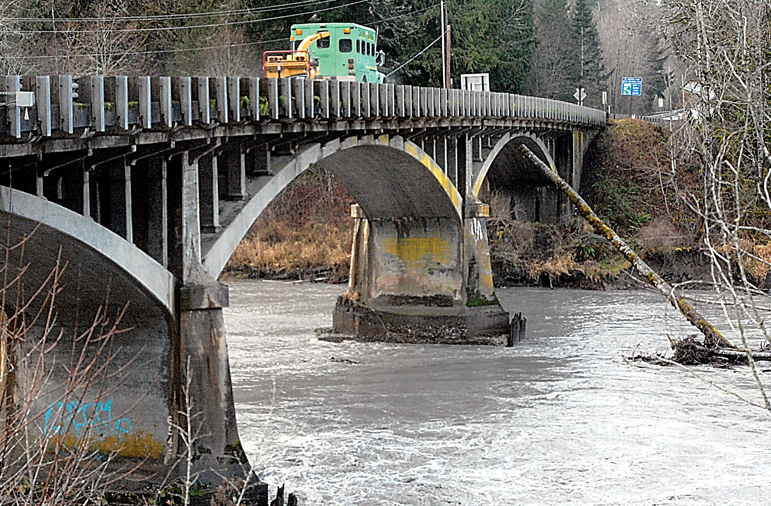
622,77 -> 642,96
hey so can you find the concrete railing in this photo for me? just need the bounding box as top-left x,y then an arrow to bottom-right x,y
0,75 -> 606,139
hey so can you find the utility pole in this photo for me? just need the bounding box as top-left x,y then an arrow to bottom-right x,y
441,0 -> 447,89
445,25 -> 451,89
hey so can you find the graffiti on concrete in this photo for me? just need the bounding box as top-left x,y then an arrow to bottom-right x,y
44,399 -> 132,437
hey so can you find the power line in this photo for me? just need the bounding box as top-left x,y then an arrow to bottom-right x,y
7,0 -> 340,23
386,30 -> 445,78
8,38 -> 289,60
14,0 -> 369,35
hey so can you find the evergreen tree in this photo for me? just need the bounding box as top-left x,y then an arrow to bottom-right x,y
449,0 -> 535,93
527,0 -> 574,100
570,0 -> 605,107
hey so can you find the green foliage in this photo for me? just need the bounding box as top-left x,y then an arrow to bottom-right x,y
448,0 -> 535,92
467,294 -> 500,307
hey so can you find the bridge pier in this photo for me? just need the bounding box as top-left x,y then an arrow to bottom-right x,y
333,203 -> 510,344
172,149 -> 250,481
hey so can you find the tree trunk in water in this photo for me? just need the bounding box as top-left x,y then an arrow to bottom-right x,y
519,145 -> 732,348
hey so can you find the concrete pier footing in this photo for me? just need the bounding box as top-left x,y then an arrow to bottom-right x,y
333,296 -> 511,344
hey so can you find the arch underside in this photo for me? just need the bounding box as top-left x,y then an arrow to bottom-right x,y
0,192 -> 173,460
0,186 -> 174,319
203,135 -> 462,279
472,133 -> 569,223
473,134 -> 556,198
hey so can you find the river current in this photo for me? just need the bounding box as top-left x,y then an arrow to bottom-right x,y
224,280 -> 771,505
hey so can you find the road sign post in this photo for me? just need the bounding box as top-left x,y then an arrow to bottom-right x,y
573,87 -> 586,106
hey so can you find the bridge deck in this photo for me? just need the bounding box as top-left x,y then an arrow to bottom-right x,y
0,76 -> 605,151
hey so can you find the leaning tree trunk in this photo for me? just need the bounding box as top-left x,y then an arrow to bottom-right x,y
520,145 -> 732,348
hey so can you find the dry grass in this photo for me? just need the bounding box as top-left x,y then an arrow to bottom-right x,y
747,243 -> 771,281
635,216 -> 694,253
224,167 -> 354,282
228,221 -> 352,281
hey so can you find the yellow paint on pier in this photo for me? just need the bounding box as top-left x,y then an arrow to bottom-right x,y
49,431 -> 165,459
382,237 -> 451,267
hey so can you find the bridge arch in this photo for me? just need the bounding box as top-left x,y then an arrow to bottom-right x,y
471,132 -> 556,199
202,134 -> 462,280
0,186 -> 175,315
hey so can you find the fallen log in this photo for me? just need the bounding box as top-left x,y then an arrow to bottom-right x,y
712,348 -> 771,361
519,145 -> 733,349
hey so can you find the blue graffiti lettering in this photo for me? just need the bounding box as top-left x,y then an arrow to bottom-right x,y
43,398 -> 131,438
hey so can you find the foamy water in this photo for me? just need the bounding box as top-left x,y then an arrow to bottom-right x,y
225,280 -> 771,505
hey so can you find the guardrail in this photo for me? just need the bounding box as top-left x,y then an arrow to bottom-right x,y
609,111 -> 684,130
0,75 -> 606,139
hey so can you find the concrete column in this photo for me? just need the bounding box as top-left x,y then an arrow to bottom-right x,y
555,134 -> 573,220
82,169 -> 91,218
572,129 -> 586,192
462,134 -> 474,199
434,136 -> 448,175
247,143 -> 272,175
178,307 -> 243,484
180,151 -> 201,276
198,154 -> 220,233
346,204 -> 370,300
222,147 -> 247,200
109,160 -> 133,242
334,203 -> 509,343
147,157 -> 168,268
173,149 -> 245,483
464,201 -> 497,303
57,162 -> 87,215
447,136 -> 458,188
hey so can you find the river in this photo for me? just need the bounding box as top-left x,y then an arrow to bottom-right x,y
224,280 -> 771,505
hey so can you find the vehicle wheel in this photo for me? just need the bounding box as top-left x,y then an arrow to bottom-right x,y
362,76 -> 368,83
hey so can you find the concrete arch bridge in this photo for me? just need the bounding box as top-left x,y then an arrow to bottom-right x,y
0,75 -> 604,495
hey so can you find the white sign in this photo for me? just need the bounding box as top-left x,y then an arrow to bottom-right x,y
460,73 -> 490,92
574,87 -> 586,104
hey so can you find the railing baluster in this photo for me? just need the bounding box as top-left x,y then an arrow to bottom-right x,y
228,76 -> 240,123
36,76 -> 51,136
281,77 -> 293,119
352,82 -> 361,118
396,85 -> 406,118
196,77 -> 210,124
138,76 -> 152,129
248,77 -> 260,121
318,80 -> 329,119
216,77 -> 229,123
379,83 -> 388,118
293,78 -> 305,120
159,76 -> 172,129
4,76 -> 21,138
178,77 -> 192,126
341,81 -> 351,118
330,80 -> 341,118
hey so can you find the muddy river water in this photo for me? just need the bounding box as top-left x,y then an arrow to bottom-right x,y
224,280 -> 771,505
